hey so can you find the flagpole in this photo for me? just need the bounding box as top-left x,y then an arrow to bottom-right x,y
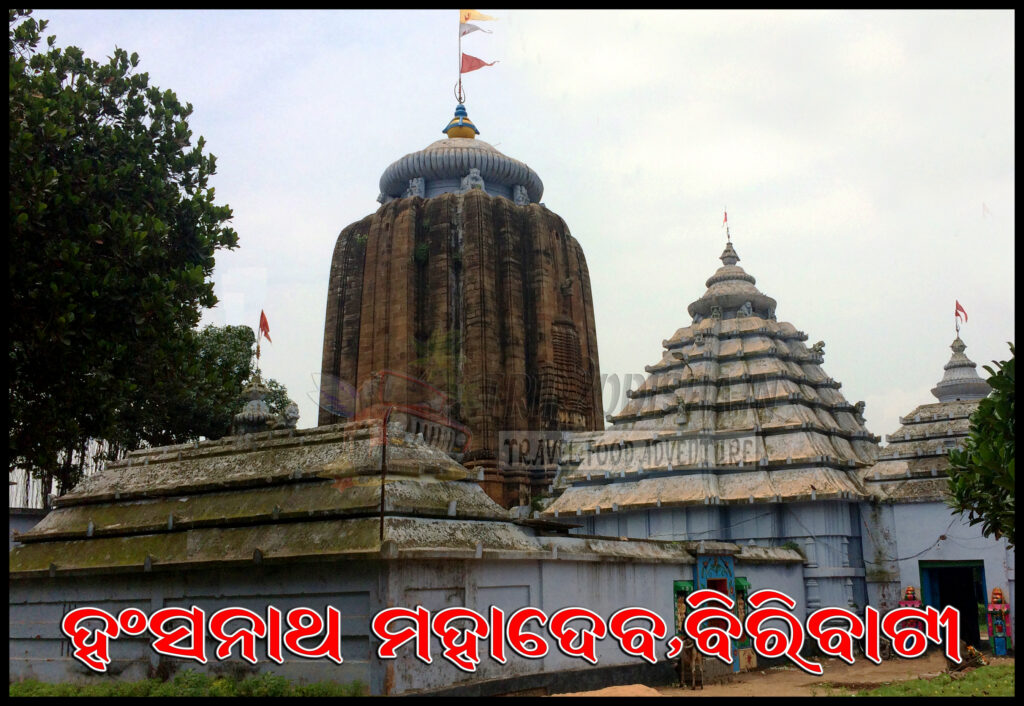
456,11 -> 465,103
255,313 -> 262,377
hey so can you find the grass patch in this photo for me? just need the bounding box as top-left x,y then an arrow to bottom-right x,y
853,664 -> 1014,697
9,670 -> 366,697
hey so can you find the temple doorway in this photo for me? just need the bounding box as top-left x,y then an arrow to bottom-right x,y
919,561 -> 987,648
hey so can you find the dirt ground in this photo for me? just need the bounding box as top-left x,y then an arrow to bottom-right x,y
554,652 -> 1015,697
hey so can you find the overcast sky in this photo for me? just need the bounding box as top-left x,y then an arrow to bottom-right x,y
32,9 -> 1014,440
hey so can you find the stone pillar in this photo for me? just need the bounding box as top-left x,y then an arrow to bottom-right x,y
804,537 -> 821,612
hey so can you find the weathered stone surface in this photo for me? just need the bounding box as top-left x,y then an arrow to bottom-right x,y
544,242 -> 879,517
320,189 -> 603,506
56,421 -> 467,505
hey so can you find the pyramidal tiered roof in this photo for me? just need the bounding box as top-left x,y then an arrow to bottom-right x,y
861,336 -> 991,503
544,242 -> 879,517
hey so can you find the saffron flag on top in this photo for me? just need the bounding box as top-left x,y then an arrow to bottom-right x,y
460,22 -> 491,38
460,9 -> 496,23
955,300 -> 968,323
461,52 -> 496,74
259,309 -> 272,343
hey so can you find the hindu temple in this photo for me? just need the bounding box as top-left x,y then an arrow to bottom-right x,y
319,104 -> 603,507
544,239 -> 881,628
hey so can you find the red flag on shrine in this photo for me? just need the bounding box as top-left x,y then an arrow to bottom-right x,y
460,52 -> 496,74
259,309 -> 272,343
954,300 -> 968,323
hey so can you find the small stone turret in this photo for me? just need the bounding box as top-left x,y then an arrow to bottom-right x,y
930,337 -> 992,402
232,373 -> 299,435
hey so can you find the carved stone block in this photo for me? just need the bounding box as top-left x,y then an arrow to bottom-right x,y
460,167 -> 485,193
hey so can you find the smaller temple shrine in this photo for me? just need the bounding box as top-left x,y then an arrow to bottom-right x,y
859,335 -> 1014,650
541,237 -> 885,678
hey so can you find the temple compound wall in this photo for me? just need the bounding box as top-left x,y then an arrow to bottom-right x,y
9,508 -> 47,551
860,503 -> 1014,617
574,501 -> 865,620
10,546 -> 803,694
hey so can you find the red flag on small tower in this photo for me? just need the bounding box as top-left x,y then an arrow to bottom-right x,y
259,309 -> 272,343
723,209 -> 728,227
955,300 -> 968,323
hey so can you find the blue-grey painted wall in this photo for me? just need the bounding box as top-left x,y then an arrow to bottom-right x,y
9,508 -> 49,552
10,561 -> 379,688
11,552 -> 809,694
579,500 -> 863,620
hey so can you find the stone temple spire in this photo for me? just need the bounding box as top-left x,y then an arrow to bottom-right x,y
930,336 -> 991,402
862,334 -> 991,504
322,101 -> 601,507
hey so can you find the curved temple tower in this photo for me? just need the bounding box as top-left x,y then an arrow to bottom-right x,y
320,105 -> 603,506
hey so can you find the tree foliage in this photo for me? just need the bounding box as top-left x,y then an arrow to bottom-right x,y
183,325 -> 291,441
947,343 -> 1015,547
9,10 -> 241,494
113,324 -> 292,447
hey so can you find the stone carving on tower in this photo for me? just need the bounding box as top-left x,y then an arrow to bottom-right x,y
232,373 -> 300,435
404,177 -> 425,198
460,167 -> 485,193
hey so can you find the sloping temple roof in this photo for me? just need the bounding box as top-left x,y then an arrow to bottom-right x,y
11,420 -> 699,577
861,336 -> 991,503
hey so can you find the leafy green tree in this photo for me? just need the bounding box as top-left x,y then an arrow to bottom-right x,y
9,10 -> 239,495
947,343 -> 1015,547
